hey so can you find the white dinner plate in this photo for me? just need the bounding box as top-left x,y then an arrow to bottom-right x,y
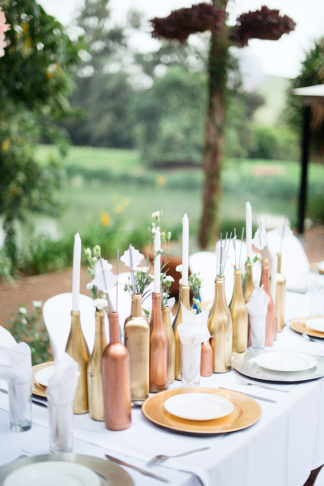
3,461 -> 100,486
164,392 -> 234,421
255,350 -> 317,373
306,318 -> 324,333
34,365 -> 55,388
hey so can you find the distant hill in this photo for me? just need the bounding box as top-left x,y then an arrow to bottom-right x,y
254,75 -> 291,125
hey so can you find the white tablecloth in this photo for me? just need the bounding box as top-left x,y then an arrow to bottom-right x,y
1,291 -> 324,486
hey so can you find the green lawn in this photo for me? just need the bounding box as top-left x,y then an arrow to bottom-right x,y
33,145 -> 324,248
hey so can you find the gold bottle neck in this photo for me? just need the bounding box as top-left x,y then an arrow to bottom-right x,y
179,284 -> 190,309
233,270 -> 244,300
277,252 -> 282,273
214,276 -> 227,308
108,312 -> 120,344
131,294 -> 142,317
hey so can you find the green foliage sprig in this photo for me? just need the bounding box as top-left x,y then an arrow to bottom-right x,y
7,302 -> 51,365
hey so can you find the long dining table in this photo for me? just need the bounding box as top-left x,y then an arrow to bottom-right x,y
1,290 -> 324,486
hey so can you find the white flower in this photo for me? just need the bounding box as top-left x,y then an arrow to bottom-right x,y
176,264 -> 183,273
93,298 -> 108,310
165,275 -> 174,283
32,300 -> 42,309
84,247 -> 91,258
93,245 -> 101,257
86,282 -> 94,290
253,225 -> 267,251
120,245 -> 144,269
19,307 -> 27,315
92,258 -> 115,293
152,210 -> 161,219
21,317 -> 28,325
135,266 -> 150,273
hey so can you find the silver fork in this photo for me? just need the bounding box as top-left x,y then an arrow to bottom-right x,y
236,380 -> 291,393
146,446 -> 210,467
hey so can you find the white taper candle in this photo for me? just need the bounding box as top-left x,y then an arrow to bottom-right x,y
182,213 -> 189,285
246,201 -> 252,258
72,233 -> 81,311
153,226 -> 161,293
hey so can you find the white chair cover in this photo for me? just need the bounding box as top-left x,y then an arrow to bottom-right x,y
43,293 -> 108,359
0,326 -> 16,347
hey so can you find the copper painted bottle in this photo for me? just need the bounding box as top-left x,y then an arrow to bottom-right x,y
87,310 -> 107,421
65,311 -> 89,414
173,284 -> 190,380
260,259 -> 276,346
200,341 -> 213,377
124,294 -> 150,401
207,276 -> 232,373
149,293 -> 169,392
162,306 -> 175,385
230,269 -> 248,354
275,252 -> 286,332
102,312 -> 131,431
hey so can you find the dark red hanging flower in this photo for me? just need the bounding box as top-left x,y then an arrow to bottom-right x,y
230,6 -> 296,47
151,3 -> 225,43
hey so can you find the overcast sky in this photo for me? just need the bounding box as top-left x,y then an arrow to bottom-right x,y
39,0 -> 324,78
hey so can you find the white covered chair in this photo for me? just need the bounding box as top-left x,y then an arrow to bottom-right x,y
43,293 -> 108,359
0,326 -> 16,347
189,241 -> 257,306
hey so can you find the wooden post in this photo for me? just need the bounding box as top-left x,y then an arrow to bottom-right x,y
297,104 -> 311,235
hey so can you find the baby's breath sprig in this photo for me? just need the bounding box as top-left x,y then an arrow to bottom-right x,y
189,272 -> 202,298
161,272 -> 175,307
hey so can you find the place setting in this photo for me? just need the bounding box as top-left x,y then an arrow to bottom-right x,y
289,315 -> 324,340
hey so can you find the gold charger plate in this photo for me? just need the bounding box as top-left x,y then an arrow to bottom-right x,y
142,387 -> 261,435
0,453 -> 134,486
32,361 -> 55,398
290,315 -> 324,339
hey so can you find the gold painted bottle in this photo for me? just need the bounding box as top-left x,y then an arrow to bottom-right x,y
102,312 -> 131,431
124,294 -> 150,401
275,252 -> 286,332
173,284 -> 190,380
243,261 -> 254,304
207,276 -> 232,373
87,310 -> 107,421
162,306 -> 175,385
260,259 -> 276,346
65,311 -> 89,414
149,293 -> 169,392
230,269 -> 248,354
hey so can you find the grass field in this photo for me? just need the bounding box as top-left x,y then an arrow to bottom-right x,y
32,145 -> 324,251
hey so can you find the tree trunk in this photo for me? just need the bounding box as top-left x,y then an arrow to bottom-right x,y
198,0 -> 228,249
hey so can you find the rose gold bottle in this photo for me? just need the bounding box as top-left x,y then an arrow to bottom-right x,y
260,259 -> 276,346
102,312 -> 131,430
124,294 -> 150,401
149,293 -> 169,393
200,341 -> 213,377
173,284 -> 190,380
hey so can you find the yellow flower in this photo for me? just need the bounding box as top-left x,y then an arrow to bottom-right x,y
121,197 -> 131,208
114,203 -> 124,214
156,175 -> 167,186
1,139 -> 10,153
101,212 -> 111,227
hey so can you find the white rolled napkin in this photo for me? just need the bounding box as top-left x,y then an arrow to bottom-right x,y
47,353 -> 79,452
178,305 -> 210,385
0,342 -> 32,425
246,287 -> 269,348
